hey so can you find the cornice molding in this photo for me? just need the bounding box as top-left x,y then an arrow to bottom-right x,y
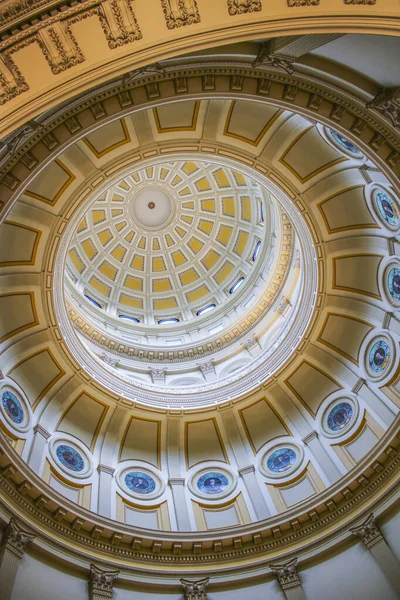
0,412 -> 399,578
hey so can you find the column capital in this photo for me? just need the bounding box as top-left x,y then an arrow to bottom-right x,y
180,577 -> 210,600
168,478 -> 186,487
1,518 -> 35,559
97,464 -> 115,476
350,513 -> 384,549
33,424 -> 51,439
89,564 -> 119,599
269,558 -> 301,592
238,465 -> 255,477
302,430 -> 318,445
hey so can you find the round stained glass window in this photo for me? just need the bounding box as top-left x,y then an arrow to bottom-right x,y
2,390 -> 24,424
376,191 -> 399,228
56,445 -> 85,472
387,266 -> 400,303
327,402 -> 353,432
125,471 -> 156,495
267,448 -> 297,473
369,340 -> 391,374
329,129 -> 362,155
197,472 -> 229,495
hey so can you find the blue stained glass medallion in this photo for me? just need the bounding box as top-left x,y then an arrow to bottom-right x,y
2,391 -> 24,424
376,192 -> 399,227
125,471 -> 156,494
56,445 -> 85,472
197,472 -> 229,495
369,340 -> 391,374
329,130 -> 362,155
267,448 -> 297,473
388,267 -> 400,302
327,402 -> 353,431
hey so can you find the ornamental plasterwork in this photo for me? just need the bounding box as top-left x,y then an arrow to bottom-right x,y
269,558 -> 301,592
350,513 -> 384,549
181,577 -> 210,600
1,517 -> 35,559
89,564 -> 119,599
367,87 -> 400,130
160,0 -> 201,29
227,0 -> 262,14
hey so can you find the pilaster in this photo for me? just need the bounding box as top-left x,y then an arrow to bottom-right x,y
302,430 -> 341,484
238,465 -> 270,520
351,513 -> 400,594
27,424 -> 51,475
0,518 -> 35,600
169,478 -> 192,531
97,465 -> 115,518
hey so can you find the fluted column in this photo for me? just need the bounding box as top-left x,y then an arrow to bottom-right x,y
302,431 -> 341,484
0,518 -> 35,600
27,424 -> 50,474
169,478 -> 191,531
351,513 -> 400,594
89,564 -> 119,600
270,558 -> 306,600
238,465 -> 270,520
97,465 -> 115,518
181,577 -> 210,600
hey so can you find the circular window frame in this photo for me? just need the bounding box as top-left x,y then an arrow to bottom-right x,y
361,330 -> 397,384
367,185 -> 400,232
48,435 -> 93,481
318,125 -> 365,160
320,394 -> 359,439
116,464 -> 165,501
188,466 -> 237,501
259,439 -> 305,481
380,257 -> 400,309
0,380 -> 31,435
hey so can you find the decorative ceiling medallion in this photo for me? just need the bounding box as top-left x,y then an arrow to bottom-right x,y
326,128 -> 363,158
260,441 -> 304,479
131,187 -> 174,230
49,437 -> 92,479
117,466 -> 164,500
371,187 -> 400,231
189,467 -> 236,500
0,382 -> 31,434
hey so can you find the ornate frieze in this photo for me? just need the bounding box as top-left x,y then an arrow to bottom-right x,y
181,577 -> 210,600
160,0 -> 201,29
287,0 -> 319,5
89,564 -> 119,600
0,52 -> 28,106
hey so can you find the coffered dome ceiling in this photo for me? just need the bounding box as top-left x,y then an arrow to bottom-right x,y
66,160 -> 268,325
0,46 -> 399,584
